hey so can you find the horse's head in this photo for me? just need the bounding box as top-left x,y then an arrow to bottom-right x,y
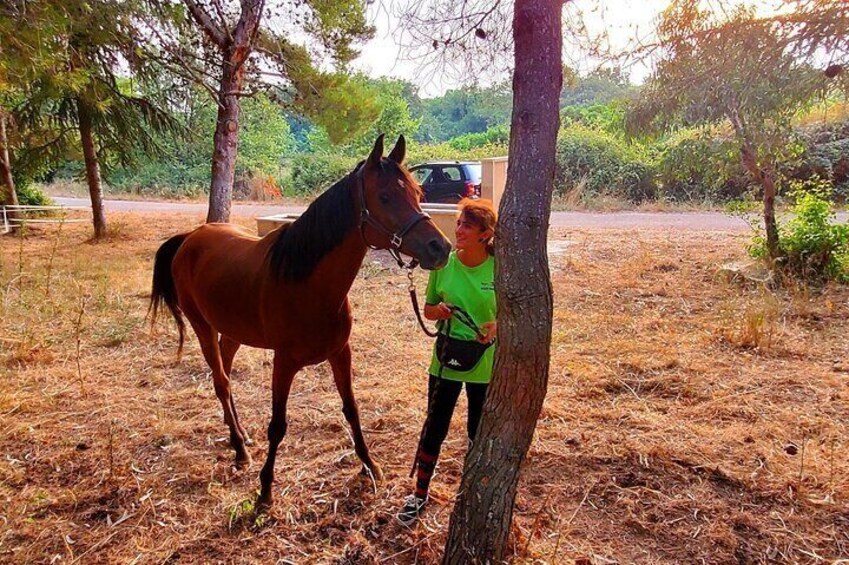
357,134 -> 451,270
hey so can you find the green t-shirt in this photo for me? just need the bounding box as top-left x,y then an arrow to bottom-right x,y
425,251 -> 496,383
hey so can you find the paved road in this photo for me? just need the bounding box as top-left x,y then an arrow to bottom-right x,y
55,196 -> 847,232
53,197 -> 304,218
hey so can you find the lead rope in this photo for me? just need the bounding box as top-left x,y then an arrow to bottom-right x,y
407,267 -> 485,339
406,267 -> 488,479
407,268 -> 439,338
408,266 -> 438,477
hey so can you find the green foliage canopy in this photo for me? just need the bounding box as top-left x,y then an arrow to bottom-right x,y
627,3 -> 824,154
6,1 -> 180,173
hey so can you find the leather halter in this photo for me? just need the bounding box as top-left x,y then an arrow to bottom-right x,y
356,169 -> 430,268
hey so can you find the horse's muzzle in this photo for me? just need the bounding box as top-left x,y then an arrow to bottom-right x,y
419,237 -> 451,270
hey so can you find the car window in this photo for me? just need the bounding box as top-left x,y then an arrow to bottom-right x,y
442,166 -> 462,181
464,164 -> 482,183
412,167 -> 432,185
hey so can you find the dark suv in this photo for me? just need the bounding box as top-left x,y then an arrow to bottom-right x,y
409,161 -> 482,203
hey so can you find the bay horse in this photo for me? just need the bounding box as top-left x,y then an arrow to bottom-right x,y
149,135 -> 451,507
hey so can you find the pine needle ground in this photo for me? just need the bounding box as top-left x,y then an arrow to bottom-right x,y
1,214 -> 847,564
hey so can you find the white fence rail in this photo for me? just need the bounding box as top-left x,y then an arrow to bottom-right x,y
2,204 -> 92,233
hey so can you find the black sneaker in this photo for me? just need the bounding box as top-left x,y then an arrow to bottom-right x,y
396,494 -> 427,526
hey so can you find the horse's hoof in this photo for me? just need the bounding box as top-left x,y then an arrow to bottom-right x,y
243,436 -> 254,447
256,494 -> 272,512
234,453 -> 252,470
364,463 -> 384,482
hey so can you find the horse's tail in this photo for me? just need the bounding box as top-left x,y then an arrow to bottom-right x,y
149,233 -> 189,359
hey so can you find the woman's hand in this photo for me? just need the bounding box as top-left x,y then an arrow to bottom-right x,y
477,321 -> 497,343
424,302 -> 453,321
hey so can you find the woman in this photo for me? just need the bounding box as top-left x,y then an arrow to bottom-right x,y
398,198 -> 497,526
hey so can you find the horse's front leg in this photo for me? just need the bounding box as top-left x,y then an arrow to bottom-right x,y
258,354 -> 297,509
329,343 -> 383,480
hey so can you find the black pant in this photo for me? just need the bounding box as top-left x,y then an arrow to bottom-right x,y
419,374 -> 489,456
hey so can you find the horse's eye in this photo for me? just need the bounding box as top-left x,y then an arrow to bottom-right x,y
379,192 -> 390,204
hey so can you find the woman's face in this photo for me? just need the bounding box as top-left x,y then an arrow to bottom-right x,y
454,212 -> 490,251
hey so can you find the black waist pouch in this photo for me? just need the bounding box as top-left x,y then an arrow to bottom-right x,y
436,334 -> 493,372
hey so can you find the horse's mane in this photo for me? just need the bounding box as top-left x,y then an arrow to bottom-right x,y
268,159 -> 421,280
268,167 -> 360,281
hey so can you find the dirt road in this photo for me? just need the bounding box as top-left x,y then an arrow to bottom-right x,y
54,196 -> 844,232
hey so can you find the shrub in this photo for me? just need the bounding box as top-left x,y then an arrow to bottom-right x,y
284,154 -> 357,196
750,177 -> 849,283
11,163 -> 53,207
447,125 -> 510,151
15,182 -> 51,207
233,173 -> 282,201
560,102 -> 627,135
554,125 -> 657,203
406,142 -> 508,166
107,162 -> 209,198
795,137 -> 849,202
656,128 -> 750,202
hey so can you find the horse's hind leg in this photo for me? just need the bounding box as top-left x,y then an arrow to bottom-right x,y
186,315 -> 251,468
258,354 -> 297,509
219,335 -> 251,445
328,343 -> 383,480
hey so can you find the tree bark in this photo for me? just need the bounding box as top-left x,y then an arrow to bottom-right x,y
77,99 -> 108,239
207,55 -> 244,223
761,167 -> 780,262
0,110 -> 19,231
441,1 -> 562,563
201,0 -> 265,224
741,143 -> 780,261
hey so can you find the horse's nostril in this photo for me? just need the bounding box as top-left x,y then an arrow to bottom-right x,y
428,238 -> 448,256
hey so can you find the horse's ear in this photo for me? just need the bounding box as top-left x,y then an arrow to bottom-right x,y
367,134 -> 385,168
388,134 -> 406,165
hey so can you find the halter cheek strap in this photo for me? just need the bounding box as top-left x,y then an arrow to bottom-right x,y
356,171 -> 430,269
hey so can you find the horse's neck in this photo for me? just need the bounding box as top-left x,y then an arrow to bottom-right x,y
307,228 -> 368,307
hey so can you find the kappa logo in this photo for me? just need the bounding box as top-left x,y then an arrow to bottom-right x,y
447,358 -> 462,367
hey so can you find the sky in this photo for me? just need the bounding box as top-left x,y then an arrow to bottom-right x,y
351,0 -> 783,98
352,0 -> 673,97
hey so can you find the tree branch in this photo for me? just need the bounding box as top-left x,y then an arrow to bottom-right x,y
184,0 -> 227,48
143,23 -> 225,108
210,0 -> 234,43
230,0 -> 265,70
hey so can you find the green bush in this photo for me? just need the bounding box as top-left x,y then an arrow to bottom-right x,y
281,142 -> 510,197
796,137 -> 849,202
11,161 -> 53,207
554,124 -> 657,203
750,177 -> 849,282
406,142 -> 508,166
448,125 -> 510,151
284,154 -> 358,196
656,128 -> 750,202
560,102 -> 626,135
107,161 -> 210,198
15,182 -> 51,207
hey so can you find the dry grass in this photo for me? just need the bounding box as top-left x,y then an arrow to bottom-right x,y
1,215 -> 847,564
550,193 -> 724,213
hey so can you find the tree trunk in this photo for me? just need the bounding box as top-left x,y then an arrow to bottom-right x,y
77,99 -> 108,239
441,1 -> 562,563
761,167 -> 780,261
0,110 -> 19,231
206,56 -> 244,223
741,143 -> 780,261
201,0 -> 264,224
